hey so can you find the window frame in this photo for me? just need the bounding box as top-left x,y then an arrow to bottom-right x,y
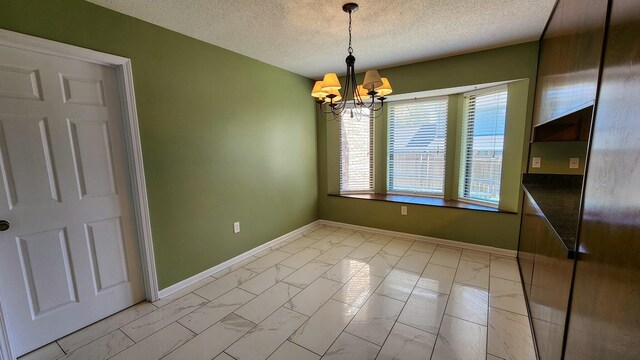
386,96 -> 449,198
458,85 -> 509,207
338,106 -> 375,194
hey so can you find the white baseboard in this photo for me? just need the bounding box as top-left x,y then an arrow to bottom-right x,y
158,220 -> 321,299
159,218 -> 516,299
318,220 -> 518,258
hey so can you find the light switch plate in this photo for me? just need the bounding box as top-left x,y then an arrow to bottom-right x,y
570,158 -> 580,169
401,206 -> 407,215
233,221 -> 240,233
532,157 -> 541,168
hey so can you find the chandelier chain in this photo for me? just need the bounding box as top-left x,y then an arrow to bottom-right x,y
348,10 -> 353,54
312,3 -> 389,120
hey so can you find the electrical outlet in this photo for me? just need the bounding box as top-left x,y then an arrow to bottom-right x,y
401,206 -> 407,215
569,158 -> 580,169
531,157 -> 541,168
233,221 -> 240,234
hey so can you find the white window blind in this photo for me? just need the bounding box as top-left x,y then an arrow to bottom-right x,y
340,108 -> 373,193
387,97 -> 448,196
459,85 -> 508,205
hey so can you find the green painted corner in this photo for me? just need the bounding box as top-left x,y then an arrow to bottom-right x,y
0,0 -> 318,289
1,0 -> 545,289
318,42 -> 540,251
528,141 -> 588,175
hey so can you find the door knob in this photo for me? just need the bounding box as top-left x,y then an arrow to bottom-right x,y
0,220 -> 9,231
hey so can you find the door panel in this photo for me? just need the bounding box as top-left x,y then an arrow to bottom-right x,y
67,119 -> 116,199
0,116 -> 60,206
17,227 -> 77,318
60,74 -> 106,107
518,192 -> 574,360
531,0 -> 608,127
85,217 -> 129,293
0,64 -> 43,101
0,43 -> 144,356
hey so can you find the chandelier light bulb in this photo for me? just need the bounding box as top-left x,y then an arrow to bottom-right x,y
375,78 -> 393,96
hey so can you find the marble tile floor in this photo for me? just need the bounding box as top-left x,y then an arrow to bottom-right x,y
20,224 -> 536,360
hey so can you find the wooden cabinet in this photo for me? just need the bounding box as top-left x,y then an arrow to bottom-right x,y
564,0 -> 640,358
520,0 -> 640,358
531,0 -> 608,139
519,192 -> 574,360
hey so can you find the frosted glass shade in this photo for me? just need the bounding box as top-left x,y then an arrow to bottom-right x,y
311,81 -> 328,98
363,70 -> 383,90
356,85 -> 370,100
375,77 -> 393,96
321,73 -> 341,91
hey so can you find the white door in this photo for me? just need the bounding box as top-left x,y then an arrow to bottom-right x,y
0,43 -> 145,356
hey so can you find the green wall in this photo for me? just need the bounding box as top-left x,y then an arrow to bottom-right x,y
0,0 -> 318,289
318,42 -> 540,250
528,141 -> 588,174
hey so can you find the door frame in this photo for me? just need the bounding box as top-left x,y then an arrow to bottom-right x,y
0,29 -> 159,360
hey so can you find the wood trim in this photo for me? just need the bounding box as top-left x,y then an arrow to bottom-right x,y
159,217 -> 517,301
0,29 -> 130,66
318,219 -> 518,257
157,220 -> 322,299
0,289 -> 11,360
0,29 -> 158,360
532,105 -> 593,142
116,60 -> 159,302
563,0 -> 613,356
328,193 -> 516,214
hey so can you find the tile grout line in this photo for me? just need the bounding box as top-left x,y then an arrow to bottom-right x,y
119,328 -> 137,347
230,281 -> 304,323
393,250 -> 468,339
116,292 -> 213,347
343,328 -> 390,348
207,313 -> 261,359
57,300 -> 161,355
222,351 -> 238,360
370,245 -> 420,359
221,229 -> 345,359
428,243 -> 463,360
104,329 -> 138,360
28,225 -> 511,360
373,240 -> 461,358
321,238 -> 417,358
284,236 -> 412,358
177,231 -> 342,357
153,277 -> 218,308
488,305 -> 529,318
155,322 -> 203,360
486,275 -> 493,360
283,239 -> 373,356
168,293 -> 231,336
237,264 -> 298,296
54,341 -> 67,356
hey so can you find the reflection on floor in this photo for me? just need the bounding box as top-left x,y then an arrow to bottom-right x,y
20,224 -> 536,360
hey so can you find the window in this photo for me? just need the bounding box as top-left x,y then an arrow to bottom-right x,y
459,86 -> 508,205
333,82 -> 518,212
340,107 -> 373,193
387,97 -> 448,196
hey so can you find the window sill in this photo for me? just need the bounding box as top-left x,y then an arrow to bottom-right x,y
328,193 -> 517,214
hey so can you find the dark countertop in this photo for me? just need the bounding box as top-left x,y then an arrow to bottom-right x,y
522,174 -> 583,255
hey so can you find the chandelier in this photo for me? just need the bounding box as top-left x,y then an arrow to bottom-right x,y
310,3 -> 392,119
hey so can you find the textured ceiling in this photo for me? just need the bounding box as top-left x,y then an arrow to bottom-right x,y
87,0 -> 555,79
